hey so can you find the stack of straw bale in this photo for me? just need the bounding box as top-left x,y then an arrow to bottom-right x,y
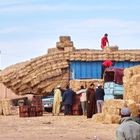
0,99 -> 20,116
1,99 -> 12,116
0,100 -> 2,115
0,36 -> 140,96
93,99 -> 139,124
104,46 -> 119,52
123,65 -> 140,103
70,79 -> 103,92
10,106 -> 19,115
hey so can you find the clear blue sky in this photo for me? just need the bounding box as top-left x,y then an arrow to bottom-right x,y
0,0 -> 140,69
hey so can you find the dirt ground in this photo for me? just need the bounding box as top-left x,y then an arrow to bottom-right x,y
0,113 -> 118,140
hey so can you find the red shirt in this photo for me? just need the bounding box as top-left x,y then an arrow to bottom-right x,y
101,36 -> 108,49
102,60 -> 112,67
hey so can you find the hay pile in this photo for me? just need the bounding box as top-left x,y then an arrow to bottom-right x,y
0,100 -> 2,115
123,65 -> 140,103
70,79 -> 103,92
0,99 -> 19,116
0,36 -> 140,95
93,99 -> 139,124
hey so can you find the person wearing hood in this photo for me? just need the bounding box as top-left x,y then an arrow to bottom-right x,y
116,117 -> 140,140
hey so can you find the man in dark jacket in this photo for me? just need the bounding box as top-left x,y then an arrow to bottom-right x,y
95,84 -> 105,113
62,85 -> 74,115
86,83 -> 96,118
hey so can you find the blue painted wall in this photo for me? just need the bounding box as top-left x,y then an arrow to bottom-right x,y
70,61 -> 140,79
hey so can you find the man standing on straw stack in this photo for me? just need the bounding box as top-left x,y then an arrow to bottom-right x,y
101,33 -> 109,50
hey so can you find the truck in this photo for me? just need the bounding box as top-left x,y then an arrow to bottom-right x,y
103,68 -> 124,100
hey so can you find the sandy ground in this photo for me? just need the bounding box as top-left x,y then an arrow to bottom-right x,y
0,113 -> 118,140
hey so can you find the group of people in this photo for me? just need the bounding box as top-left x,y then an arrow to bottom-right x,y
52,85 -> 74,116
77,83 -> 105,118
52,83 -> 105,119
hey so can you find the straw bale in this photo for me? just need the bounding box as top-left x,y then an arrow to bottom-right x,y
103,114 -> 121,124
0,100 -> 2,115
63,52 -> 70,60
104,46 -> 118,52
111,114 -> 121,124
102,106 -> 120,115
92,113 -> 121,124
123,65 -> 140,103
92,113 -> 105,123
126,100 -> 138,116
136,104 -> 140,110
124,53 -> 130,60
59,36 -> 71,43
104,99 -> 124,109
2,99 -> 12,116
86,54 -> 93,61
131,75 -> 140,83
106,99 -> 139,117
10,106 -> 19,115
48,48 -> 60,54
80,53 -> 87,61
108,54 -> 114,60
119,53 -> 125,60
57,41 -> 73,50
70,79 -> 103,92
64,47 -> 74,52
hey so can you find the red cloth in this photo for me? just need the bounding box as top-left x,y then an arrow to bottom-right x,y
101,36 -> 108,49
102,60 -> 113,67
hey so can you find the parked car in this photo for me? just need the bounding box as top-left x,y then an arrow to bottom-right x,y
42,95 -> 54,112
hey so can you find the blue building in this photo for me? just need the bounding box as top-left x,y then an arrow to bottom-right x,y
70,61 -> 140,80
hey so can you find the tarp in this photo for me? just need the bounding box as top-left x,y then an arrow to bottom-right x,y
104,68 -> 124,85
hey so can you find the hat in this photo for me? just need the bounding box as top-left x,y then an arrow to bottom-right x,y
57,85 -> 61,88
97,84 -> 101,87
